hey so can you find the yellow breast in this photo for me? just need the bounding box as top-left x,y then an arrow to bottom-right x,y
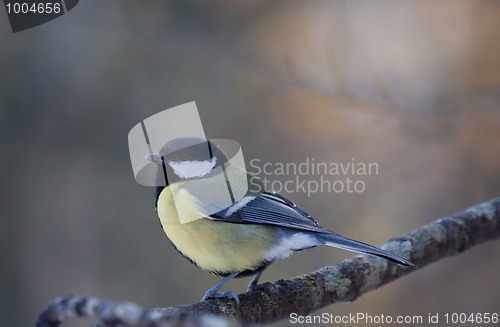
157,185 -> 276,274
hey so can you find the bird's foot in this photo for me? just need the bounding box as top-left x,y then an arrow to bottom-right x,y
247,281 -> 278,293
201,290 -> 240,305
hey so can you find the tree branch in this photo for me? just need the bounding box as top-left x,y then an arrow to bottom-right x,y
37,197 -> 500,327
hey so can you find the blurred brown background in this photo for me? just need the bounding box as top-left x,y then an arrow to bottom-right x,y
1,1 -> 499,326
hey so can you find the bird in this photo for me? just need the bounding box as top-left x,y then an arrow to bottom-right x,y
145,137 -> 413,304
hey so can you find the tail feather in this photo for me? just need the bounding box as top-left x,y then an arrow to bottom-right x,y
318,232 -> 414,267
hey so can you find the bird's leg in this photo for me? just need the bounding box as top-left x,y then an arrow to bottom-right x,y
246,270 -> 264,292
201,271 -> 240,304
247,270 -> 277,292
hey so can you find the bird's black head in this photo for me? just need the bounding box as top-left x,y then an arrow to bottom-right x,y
146,137 -> 229,182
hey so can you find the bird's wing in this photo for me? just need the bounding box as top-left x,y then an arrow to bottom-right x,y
209,191 -> 328,234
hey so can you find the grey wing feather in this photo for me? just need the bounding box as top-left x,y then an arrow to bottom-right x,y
210,192 -> 328,234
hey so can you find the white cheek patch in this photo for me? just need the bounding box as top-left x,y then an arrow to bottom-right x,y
169,156 -> 217,179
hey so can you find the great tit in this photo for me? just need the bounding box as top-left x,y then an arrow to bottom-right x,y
146,137 -> 413,304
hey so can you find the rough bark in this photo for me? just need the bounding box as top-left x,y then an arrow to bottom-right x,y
36,197 -> 500,327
